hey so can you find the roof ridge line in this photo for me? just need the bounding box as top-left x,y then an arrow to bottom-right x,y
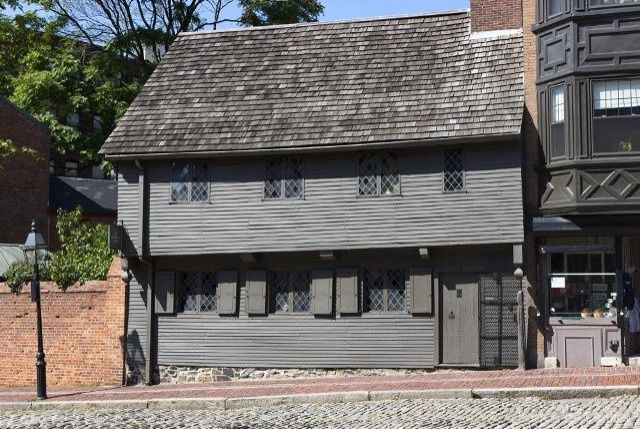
179,9 -> 470,36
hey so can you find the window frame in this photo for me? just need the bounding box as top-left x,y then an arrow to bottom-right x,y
269,271 -> 311,315
169,162 -> 210,204
263,157 -> 305,200
357,152 -> 401,198
549,84 -> 568,160
178,271 -> 218,314
591,78 -> 640,156
547,0 -> 566,17
588,0 -> 640,10
442,148 -> 465,193
362,268 -> 408,314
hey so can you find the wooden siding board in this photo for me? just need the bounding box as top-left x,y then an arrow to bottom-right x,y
134,144 -> 523,256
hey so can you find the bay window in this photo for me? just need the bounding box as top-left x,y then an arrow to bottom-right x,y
592,79 -> 640,154
550,85 -> 566,159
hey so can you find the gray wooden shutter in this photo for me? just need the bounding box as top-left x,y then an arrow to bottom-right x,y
246,270 -> 267,315
337,268 -> 359,314
410,268 -> 433,314
311,270 -> 333,315
217,271 -> 238,315
154,271 -> 175,315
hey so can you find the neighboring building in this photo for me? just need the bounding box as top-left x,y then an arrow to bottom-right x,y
47,176 -> 117,250
528,0 -> 640,368
101,7 -> 527,383
0,96 -> 50,245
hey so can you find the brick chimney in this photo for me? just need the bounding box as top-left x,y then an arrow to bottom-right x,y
470,0 -> 523,33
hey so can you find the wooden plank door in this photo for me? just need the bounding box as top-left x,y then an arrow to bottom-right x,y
441,273 -> 480,365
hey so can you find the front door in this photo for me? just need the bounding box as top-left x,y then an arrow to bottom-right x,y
441,273 -> 480,366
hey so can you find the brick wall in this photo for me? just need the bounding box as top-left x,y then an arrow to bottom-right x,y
0,98 -> 50,244
470,0 -> 523,32
0,259 -> 126,387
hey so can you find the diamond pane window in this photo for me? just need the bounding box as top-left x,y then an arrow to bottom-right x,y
200,273 -> 217,312
270,271 -> 311,313
363,269 -> 406,312
181,272 -> 198,312
171,163 -> 209,203
443,149 -> 464,192
358,152 -> 400,197
264,157 -> 304,199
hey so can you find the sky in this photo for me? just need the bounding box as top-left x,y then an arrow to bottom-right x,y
218,0 -> 470,29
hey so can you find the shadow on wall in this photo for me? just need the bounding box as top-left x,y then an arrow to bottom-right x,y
125,330 -> 144,385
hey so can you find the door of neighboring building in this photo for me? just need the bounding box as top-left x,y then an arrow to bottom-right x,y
441,273 -> 480,366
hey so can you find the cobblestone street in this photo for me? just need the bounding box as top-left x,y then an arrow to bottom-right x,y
2,396 -> 640,429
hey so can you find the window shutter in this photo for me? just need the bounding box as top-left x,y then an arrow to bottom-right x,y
217,271 -> 238,315
337,268 -> 359,314
311,270 -> 333,315
410,268 -> 433,314
154,271 -> 175,315
246,270 -> 267,315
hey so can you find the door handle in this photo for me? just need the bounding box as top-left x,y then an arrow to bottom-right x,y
449,311 -> 455,320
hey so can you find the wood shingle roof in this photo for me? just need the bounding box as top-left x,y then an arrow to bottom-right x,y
101,11 -> 524,157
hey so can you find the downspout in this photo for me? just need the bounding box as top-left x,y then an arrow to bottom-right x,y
134,159 -> 156,385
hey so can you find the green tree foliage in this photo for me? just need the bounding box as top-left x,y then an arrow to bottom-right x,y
239,0 -> 323,26
0,12 -> 145,167
47,207 -> 114,291
0,138 -> 38,169
3,260 -> 32,294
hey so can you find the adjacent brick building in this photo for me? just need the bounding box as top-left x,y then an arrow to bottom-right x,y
0,96 -> 50,244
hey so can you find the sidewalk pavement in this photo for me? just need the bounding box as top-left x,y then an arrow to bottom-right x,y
1,367 -> 640,411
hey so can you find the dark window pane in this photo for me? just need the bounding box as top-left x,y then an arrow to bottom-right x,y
284,158 -> 304,199
548,0 -> 564,15
264,158 -> 282,199
358,153 -> 378,197
380,152 -> 400,195
191,164 -> 208,202
590,0 -> 640,6
593,117 -> 640,153
567,254 -> 589,273
171,164 -> 190,202
551,253 -> 564,272
181,273 -> 198,312
200,273 -> 217,312
550,123 -> 566,158
443,148 -> 464,192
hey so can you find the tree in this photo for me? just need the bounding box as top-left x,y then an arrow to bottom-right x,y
47,207 -> 114,291
31,0 -> 324,64
239,0 -> 323,26
0,12 -> 145,166
0,138 -> 38,169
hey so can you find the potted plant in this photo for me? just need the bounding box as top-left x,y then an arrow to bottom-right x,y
593,308 -> 603,318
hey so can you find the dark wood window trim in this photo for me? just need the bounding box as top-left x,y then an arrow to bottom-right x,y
269,271 -> 311,314
178,272 -> 218,314
263,157 -> 305,200
357,152 -> 401,198
170,162 -> 209,203
362,268 -> 407,314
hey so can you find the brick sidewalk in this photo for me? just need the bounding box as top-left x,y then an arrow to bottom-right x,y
1,367 -> 639,403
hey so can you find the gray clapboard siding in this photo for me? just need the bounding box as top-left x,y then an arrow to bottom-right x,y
125,267 -> 148,368
117,142 -> 523,257
117,164 -> 140,256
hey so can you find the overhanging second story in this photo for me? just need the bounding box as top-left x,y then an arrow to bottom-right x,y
536,0 -> 640,215
100,11 -> 526,258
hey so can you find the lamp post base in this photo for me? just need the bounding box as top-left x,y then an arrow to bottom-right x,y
36,352 -> 47,400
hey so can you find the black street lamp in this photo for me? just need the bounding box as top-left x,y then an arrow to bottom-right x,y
23,221 -> 48,400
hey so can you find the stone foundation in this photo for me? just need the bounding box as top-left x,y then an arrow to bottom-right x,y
158,366 -> 434,384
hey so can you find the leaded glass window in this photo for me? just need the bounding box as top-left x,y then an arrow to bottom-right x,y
443,148 -> 464,192
179,272 -> 217,313
358,152 -> 400,197
171,163 -> 209,203
264,157 -> 304,199
363,269 -> 406,313
269,271 -> 311,313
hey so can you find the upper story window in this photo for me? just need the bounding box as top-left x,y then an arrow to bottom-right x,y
270,271 -> 311,314
358,152 -> 400,197
589,0 -> 640,6
363,269 -> 406,313
550,85 -> 566,159
592,79 -> 640,154
443,148 -> 464,192
170,163 -> 208,203
179,272 -> 217,313
548,0 -> 565,15
64,161 -> 78,177
264,157 -> 304,199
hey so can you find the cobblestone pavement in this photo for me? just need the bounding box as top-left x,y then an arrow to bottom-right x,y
2,396 -> 640,428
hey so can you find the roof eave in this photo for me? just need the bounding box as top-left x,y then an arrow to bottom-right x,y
101,132 -> 522,161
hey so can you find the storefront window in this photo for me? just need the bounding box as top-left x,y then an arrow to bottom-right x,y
549,252 -> 616,318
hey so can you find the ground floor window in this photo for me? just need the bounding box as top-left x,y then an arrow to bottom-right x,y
363,269 -> 406,312
269,271 -> 311,314
548,251 -> 616,318
179,272 -> 218,313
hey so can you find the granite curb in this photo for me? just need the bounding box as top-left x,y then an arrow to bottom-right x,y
0,385 -> 638,412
